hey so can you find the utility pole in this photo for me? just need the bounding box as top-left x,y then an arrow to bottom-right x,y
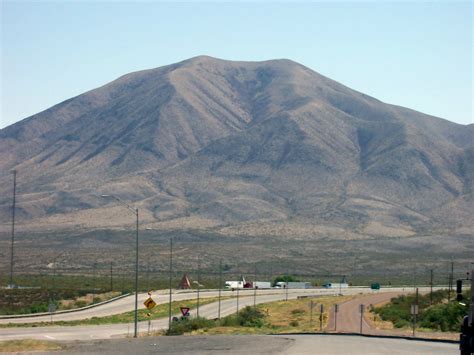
320,304 -> 324,331
93,262 -> 97,299
146,265 -> 150,292
253,265 -> 257,307
110,262 -> 113,291
168,237 -> 173,330
236,286 -> 240,313
9,170 -> 17,288
429,269 -> 433,305
310,300 -> 314,328
412,287 -> 419,337
197,256 -> 200,318
218,260 -> 222,319
448,261 -> 454,302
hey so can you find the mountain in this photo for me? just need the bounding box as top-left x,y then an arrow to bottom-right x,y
0,55 -> 472,241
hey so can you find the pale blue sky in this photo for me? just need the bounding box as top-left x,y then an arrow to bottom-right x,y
1,1 -> 472,129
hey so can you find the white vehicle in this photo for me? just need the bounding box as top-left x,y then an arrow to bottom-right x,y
275,282 -> 311,289
323,283 -> 349,289
225,281 -> 244,289
254,281 -> 271,289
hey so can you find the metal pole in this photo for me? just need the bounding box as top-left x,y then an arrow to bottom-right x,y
334,304 -> 338,331
413,287 -> 419,337
450,261 -> 454,300
197,257 -> 200,318
469,267 -> 474,326
310,300 -> 313,328
110,262 -> 113,291
448,261 -> 452,301
319,304 -> 323,331
430,269 -> 433,305
218,260 -> 222,319
9,170 -> 16,288
286,281 -> 289,301
146,266 -> 150,292
93,262 -> 97,299
168,237 -> 173,330
360,304 -> 364,334
253,265 -> 257,307
236,287 -> 239,313
133,209 -> 139,338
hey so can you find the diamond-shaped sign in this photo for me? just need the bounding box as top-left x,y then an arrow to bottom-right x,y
144,297 -> 156,310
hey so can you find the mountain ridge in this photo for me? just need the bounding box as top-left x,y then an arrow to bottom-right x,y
0,56 -> 472,241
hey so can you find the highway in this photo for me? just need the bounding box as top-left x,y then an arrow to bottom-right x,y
0,287 -> 434,341
0,286 -> 428,324
51,334 -> 458,354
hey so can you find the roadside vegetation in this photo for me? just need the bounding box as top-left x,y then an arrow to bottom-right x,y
0,288 -> 123,315
0,339 -> 62,352
0,296 -> 230,328
372,289 -> 469,331
165,295 -> 353,335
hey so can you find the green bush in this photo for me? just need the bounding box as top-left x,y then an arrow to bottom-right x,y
219,306 -> 267,328
166,317 -> 216,335
291,309 -> 305,316
419,302 -> 468,331
374,289 -> 469,332
290,320 -> 299,327
74,300 -> 87,308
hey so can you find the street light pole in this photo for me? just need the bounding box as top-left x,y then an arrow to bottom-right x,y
101,194 -> 139,338
134,208 -> 139,338
218,259 -> 222,319
9,170 -> 17,288
168,237 -> 173,330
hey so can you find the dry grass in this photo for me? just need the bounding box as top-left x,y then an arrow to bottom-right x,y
0,339 -> 62,352
261,295 -> 354,332
194,295 -> 354,335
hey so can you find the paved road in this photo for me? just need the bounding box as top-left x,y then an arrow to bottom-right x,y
327,291 -> 405,333
326,290 -> 458,340
0,287 -> 428,324
0,287 -> 436,342
55,334 -> 458,354
0,291 -> 327,341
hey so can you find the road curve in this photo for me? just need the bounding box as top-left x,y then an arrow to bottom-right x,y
0,287 -> 436,342
0,287 -> 435,324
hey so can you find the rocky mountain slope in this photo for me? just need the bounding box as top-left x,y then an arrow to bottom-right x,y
0,56 -> 472,240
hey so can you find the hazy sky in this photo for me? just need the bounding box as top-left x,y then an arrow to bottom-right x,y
1,1 -> 472,129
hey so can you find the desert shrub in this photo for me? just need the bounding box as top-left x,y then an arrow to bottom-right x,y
291,309 -> 305,316
374,289 -> 469,332
238,306 -> 266,327
74,300 -> 87,308
166,317 -> 215,335
290,320 -> 299,327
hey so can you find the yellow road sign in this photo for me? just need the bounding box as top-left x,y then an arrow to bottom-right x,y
144,297 -> 156,310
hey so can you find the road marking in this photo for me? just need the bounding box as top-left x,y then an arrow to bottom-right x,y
44,335 -> 55,340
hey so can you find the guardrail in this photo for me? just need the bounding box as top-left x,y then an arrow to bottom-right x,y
0,293 -> 131,319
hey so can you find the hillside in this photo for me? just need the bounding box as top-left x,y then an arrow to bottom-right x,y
0,55 -> 472,242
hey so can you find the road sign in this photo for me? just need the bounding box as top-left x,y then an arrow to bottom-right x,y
335,304 -> 339,313
359,304 -> 364,313
180,307 -> 190,317
48,303 -> 57,313
411,305 -> 419,315
144,297 -> 156,310
320,304 -> 324,313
